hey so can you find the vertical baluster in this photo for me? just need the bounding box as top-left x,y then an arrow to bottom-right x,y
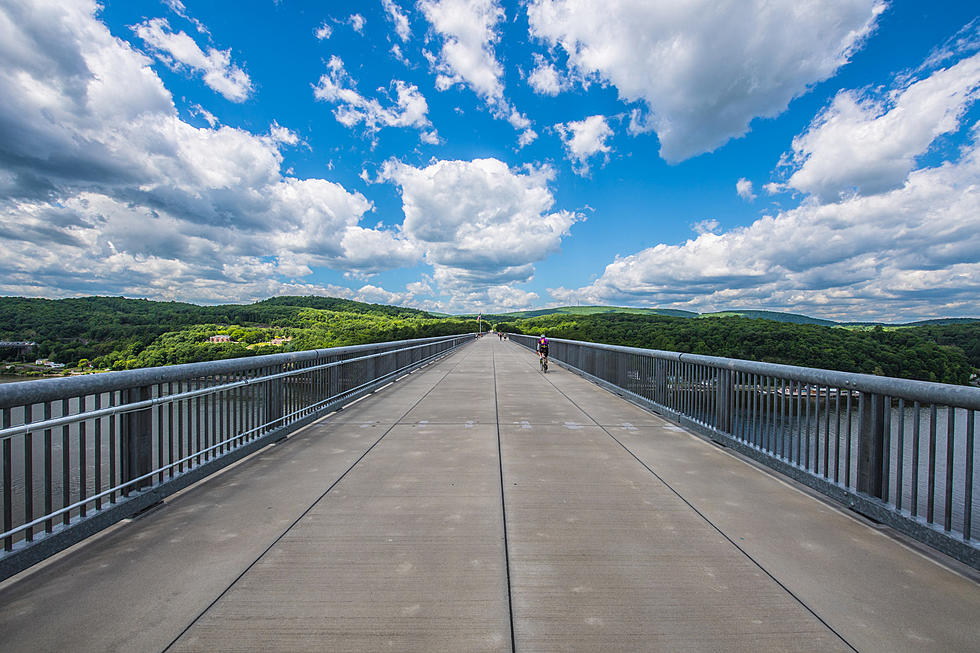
814,386 -> 822,476
927,404 -> 938,525
834,390 -> 842,484
805,386 -> 813,472
782,380 -> 789,458
845,392 -> 854,488
895,399 -> 905,511
176,383 -> 184,474
944,408 -> 955,532
964,410 -> 974,541
24,404 -> 33,542
3,407 -> 13,551
68,399 -> 77,515
78,399 -> 87,517
94,394 -> 102,511
157,385 -> 165,483
911,402 -> 921,518
43,402 -> 53,533
108,393 -> 116,504
881,397 -> 892,503
795,381 -> 804,467
167,383 -> 175,479
823,387 -> 831,478
196,384 -> 203,465
767,376 -> 775,454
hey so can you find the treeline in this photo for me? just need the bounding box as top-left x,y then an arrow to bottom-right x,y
0,296 -> 474,370
497,314 -> 979,385
2,296 -> 976,384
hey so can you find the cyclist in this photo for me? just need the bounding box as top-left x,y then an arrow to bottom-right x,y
537,334 -> 549,372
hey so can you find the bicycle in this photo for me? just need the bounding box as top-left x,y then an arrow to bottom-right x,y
539,353 -> 548,373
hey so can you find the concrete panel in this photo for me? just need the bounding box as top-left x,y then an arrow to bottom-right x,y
499,423 -> 851,653
169,422 -> 510,652
615,424 -> 980,653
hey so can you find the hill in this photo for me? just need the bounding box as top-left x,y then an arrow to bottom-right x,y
699,310 -> 837,326
0,295 -> 471,370
497,313 -> 977,385
1,296 -> 976,384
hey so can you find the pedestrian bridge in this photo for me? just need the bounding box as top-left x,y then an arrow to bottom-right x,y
1,337 -> 978,652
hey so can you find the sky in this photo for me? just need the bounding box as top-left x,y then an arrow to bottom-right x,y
1,0 -> 979,321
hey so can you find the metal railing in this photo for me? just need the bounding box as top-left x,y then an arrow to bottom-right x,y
512,334 -> 979,568
0,334 -> 473,580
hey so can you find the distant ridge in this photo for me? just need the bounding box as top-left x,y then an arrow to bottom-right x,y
474,305 -> 979,327
698,310 -> 837,326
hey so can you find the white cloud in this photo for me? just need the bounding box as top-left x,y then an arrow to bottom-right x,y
191,104 -> 219,127
268,121 -> 300,146
691,219 -> 720,235
555,115 -> 613,175
550,131 -> 980,321
783,53 -> 980,202
133,17 -> 252,102
313,56 -> 432,136
419,0 -> 506,103
315,21 -> 332,40
349,13 -> 366,33
527,0 -> 885,162
163,0 -> 209,36
382,0 -> 412,42
527,56 -> 564,95
0,0 -> 416,303
736,178 -> 756,201
487,285 -> 539,311
518,128 -> 538,148
380,158 -> 581,302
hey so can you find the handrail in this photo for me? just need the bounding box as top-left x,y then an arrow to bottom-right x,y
0,334 -> 475,580
509,333 -> 979,569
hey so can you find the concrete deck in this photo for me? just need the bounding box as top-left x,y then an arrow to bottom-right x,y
0,337 -> 978,652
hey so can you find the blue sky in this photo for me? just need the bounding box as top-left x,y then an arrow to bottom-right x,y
1,1 -> 979,321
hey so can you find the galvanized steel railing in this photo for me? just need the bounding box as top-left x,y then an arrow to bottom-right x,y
0,334 -> 473,580
512,334 -> 979,568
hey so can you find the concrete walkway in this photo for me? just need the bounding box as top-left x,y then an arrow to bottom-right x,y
0,337 -> 977,652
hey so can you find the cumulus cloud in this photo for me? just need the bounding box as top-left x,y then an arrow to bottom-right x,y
419,0 -> 533,145
527,0 -> 885,162
550,129 -> 980,321
527,55 -> 563,95
349,13 -> 366,33
313,56 -> 433,139
382,0 -> 412,42
555,115 -> 613,175
736,178 -> 756,201
133,17 -> 252,102
782,52 -> 980,201
0,0 -> 416,303
380,158 -> 581,304
315,21 -> 332,40
419,0 -> 505,102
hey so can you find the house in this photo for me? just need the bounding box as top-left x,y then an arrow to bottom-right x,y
208,335 -> 233,343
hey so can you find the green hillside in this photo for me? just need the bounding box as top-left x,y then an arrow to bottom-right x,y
1,295 -> 976,384
499,313 -> 977,385
699,310 -> 838,326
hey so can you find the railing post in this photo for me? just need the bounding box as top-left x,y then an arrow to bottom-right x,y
716,368 -> 733,434
653,359 -> 666,405
857,393 -> 886,499
121,385 -> 153,494
265,367 -> 284,433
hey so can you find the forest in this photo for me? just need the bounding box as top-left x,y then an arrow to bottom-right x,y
0,296 -> 475,371
0,296 -> 977,385
496,313 -> 979,385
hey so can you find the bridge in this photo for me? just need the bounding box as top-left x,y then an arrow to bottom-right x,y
0,336 -> 978,651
